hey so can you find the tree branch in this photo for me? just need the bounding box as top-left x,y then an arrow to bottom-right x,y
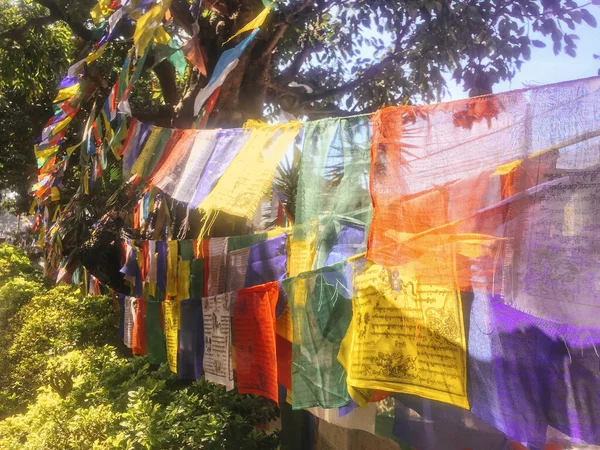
34,0 -> 95,41
277,43 -> 314,84
306,53 -> 401,101
0,14 -> 59,41
260,23 -> 289,60
153,59 -> 180,108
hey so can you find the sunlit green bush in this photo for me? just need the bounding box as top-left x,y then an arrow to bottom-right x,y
0,244 -> 280,449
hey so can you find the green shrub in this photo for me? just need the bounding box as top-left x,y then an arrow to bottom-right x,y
0,244 -> 280,449
0,277 -> 43,326
0,347 -> 280,450
0,277 -> 44,416
0,244 -> 39,285
2,286 -> 117,413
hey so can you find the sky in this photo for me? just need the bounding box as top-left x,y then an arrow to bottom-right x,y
444,8 -> 600,101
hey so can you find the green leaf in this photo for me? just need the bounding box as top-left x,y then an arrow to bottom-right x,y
581,9 -> 597,27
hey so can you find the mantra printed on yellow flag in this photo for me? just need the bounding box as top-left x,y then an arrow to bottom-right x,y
339,257 -> 469,409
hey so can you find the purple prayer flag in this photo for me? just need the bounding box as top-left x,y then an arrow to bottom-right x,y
469,293 -> 600,447
120,248 -> 139,277
188,128 -> 249,208
392,394 -> 510,450
244,234 -> 288,288
123,122 -> 151,174
339,399 -> 358,417
178,298 -> 204,380
58,75 -> 79,89
156,241 -> 167,292
323,222 -> 365,267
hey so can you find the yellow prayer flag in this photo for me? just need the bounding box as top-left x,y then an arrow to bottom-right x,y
198,121 -> 301,223
66,141 -> 83,157
224,6 -> 271,44
90,0 -> 112,24
154,25 -> 171,45
166,240 -> 179,296
338,260 -> 470,409
133,0 -> 172,57
34,146 -> 59,160
175,260 -> 191,301
131,126 -> 161,176
51,115 -> 73,135
51,188 -> 60,203
163,300 -> 180,373
54,85 -> 80,103
85,44 -> 107,65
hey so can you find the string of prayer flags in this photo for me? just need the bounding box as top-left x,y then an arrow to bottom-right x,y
189,128 -> 249,208
202,292 -> 235,390
233,282 -> 279,403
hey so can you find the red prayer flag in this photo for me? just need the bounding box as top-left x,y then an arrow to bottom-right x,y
233,282 -> 279,403
132,297 -> 146,355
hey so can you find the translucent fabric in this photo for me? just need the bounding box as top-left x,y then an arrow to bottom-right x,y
469,294 -> 600,448
199,121 -> 301,222
151,130 -> 195,195
189,128 -> 250,208
366,76 -> 600,443
339,259 -> 469,409
367,77 -> 600,298
233,282 -> 279,402
171,130 -> 219,204
282,261 -> 352,410
392,394 -> 510,450
295,117 -> 372,268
